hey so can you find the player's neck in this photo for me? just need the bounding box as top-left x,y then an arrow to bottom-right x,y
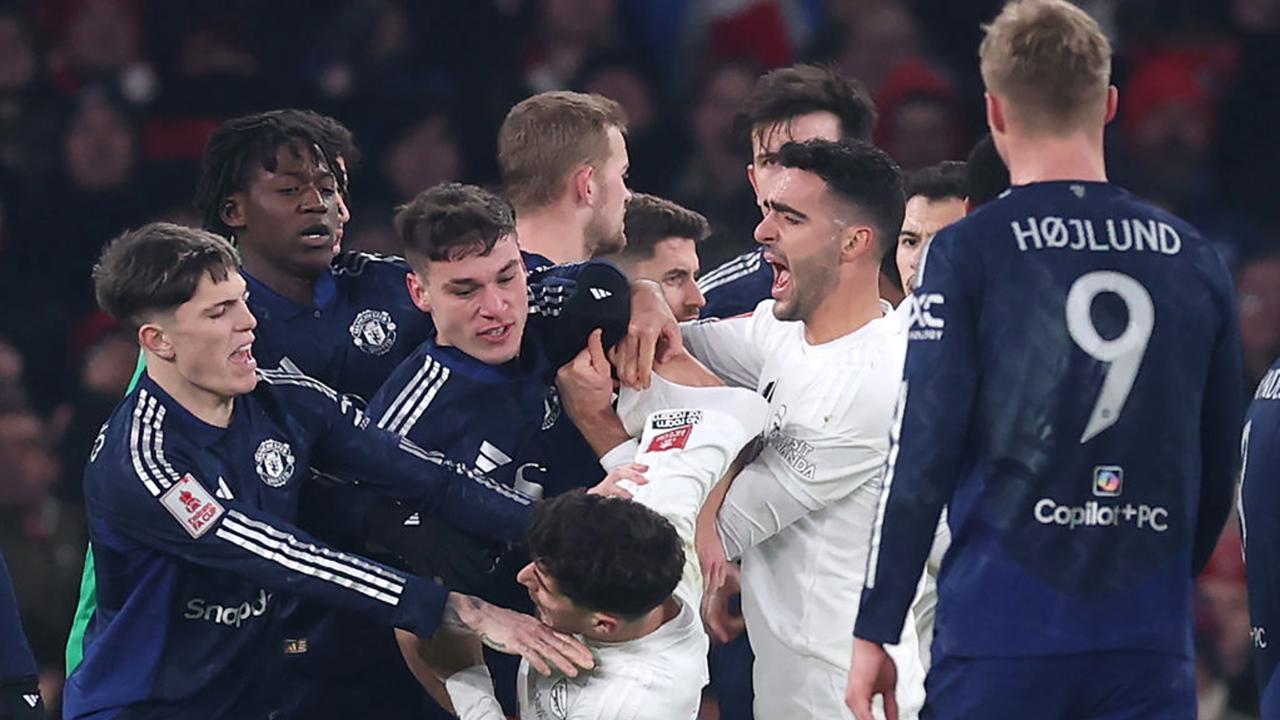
516,210 -> 588,264
1004,132 -> 1108,185
600,596 -> 680,643
804,272 -> 883,345
239,248 -> 316,306
145,360 -> 236,428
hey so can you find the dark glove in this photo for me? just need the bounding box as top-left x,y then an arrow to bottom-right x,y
363,498 -> 503,594
0,677 -> 43,720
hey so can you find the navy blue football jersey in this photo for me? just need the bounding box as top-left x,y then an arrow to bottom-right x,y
245,252 -> 433,405
244,250 -> 591,405
0,551 -> 36,683
1241,359 -> 1280,715
856,181 -> 1242,660
63,370 -> 532,719
697,248 -> 772,319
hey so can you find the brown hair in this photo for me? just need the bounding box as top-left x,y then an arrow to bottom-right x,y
497,91 -> 627,213
979,0 -> 1111,133
617,194 -> 710,262
395,183 -> 516,271
94,222 -> 240,332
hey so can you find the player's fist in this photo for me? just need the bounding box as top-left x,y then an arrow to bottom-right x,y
846,638 -> 898,720
612,280 -> 682,389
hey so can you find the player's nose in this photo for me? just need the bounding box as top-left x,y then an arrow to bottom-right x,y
515,562 -> 535,588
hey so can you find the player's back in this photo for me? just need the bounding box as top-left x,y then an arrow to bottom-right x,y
917,181 -> 1239,658
1241,359 -> 1280,714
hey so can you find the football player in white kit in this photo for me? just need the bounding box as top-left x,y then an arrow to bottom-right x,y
410,341 -> 770,720
604,138 -> 925,720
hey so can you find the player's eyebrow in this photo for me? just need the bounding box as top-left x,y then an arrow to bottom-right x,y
764,200 -> 808,221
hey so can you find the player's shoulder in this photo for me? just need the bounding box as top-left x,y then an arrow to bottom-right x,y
253,365 -> 342,411
698,248 -> 765,293
84,385 -> 199,496
330,250 -> 409,279
778,318 -> 904,433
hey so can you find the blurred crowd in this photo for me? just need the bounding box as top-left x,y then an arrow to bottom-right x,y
0,0 -> 1276,716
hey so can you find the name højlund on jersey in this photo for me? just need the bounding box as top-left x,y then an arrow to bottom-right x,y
1256,368 -> 1280,400
1010,216 -> 1182,255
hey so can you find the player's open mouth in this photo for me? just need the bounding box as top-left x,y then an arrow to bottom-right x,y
767,256 -> 791,298
299,224 -> 333,248
478,324 -> 513,344
229,344 -> 257,370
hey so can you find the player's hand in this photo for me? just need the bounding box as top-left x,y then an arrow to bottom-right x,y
612,280 -> 682,389
556,329 -> 616,426
0,677 -> 44,720
588,463 -> 649,499
846,638 -> 899,720
365,499 -> 500,594
446,594 -> 595,678
701,561 -> 746,643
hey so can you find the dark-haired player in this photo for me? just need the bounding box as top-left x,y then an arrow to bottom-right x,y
61,223 -> 594,719
697,64 -> 877,319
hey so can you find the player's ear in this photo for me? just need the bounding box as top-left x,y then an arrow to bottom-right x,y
839,225 -> 872,263
138,321 -> 175,361
221,193 -> 248,231
985,92 -> 1006,135
405,271 -> 432,314
574,164 -> 596,207
1103,85 -> 1119,125
591,613 -> 620,636
747,163 -> 759,197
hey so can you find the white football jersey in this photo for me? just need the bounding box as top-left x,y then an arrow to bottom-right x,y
448,381 -> 769,720
683,300 -> 926,720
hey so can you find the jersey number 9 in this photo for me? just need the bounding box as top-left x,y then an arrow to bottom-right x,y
1065,271 -> 1155,444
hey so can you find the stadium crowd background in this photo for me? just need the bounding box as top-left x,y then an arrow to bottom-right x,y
0,0 -> 1275,716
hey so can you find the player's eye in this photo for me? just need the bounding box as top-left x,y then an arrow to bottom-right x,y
278,186 -> 299,195
452,288 -> 478,298
497,274 -> 516,285
783,214 -> 802,226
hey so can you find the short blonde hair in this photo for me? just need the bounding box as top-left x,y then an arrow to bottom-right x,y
498,91 -> 627,213
979,0 -> 1111,133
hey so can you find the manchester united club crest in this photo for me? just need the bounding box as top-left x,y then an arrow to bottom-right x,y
254,439 -> 296,488
349,309 -> 397,356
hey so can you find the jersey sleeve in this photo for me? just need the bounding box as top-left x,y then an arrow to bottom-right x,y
1193,261 -> 1244,574
443,666 -> 507,720
618,382 -> 769,549
88,447 -> 451,638
526,260 -> 632,369
679,312 -> 765,388
259,368 -> 534,543
0,551 -> 36,682
855,231 -> 980,644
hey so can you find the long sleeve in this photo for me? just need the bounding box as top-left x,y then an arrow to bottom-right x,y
92,447 -> 452,637
1192,279 -> 1243,574
855,235 -> 978,644
679,312 -> 765,389
0,552 -> 36,682
260,368 -> 534,543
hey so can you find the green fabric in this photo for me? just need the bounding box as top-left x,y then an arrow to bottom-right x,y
65,351 -> 146,675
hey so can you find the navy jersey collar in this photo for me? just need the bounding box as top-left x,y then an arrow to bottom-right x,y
424,332 -> 550,384
135,373 -> 242,448
242,267 -> 338,318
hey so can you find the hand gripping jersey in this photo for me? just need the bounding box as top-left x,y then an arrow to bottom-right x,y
446,376 -> 770,720
63,371 -> 533,719
856,182 -> 1242,662
1241,358 -> 1280,715
681,301 -> 925,720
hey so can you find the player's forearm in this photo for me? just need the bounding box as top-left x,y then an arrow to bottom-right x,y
574,408 -> 633,460
697,472 -> 735,564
